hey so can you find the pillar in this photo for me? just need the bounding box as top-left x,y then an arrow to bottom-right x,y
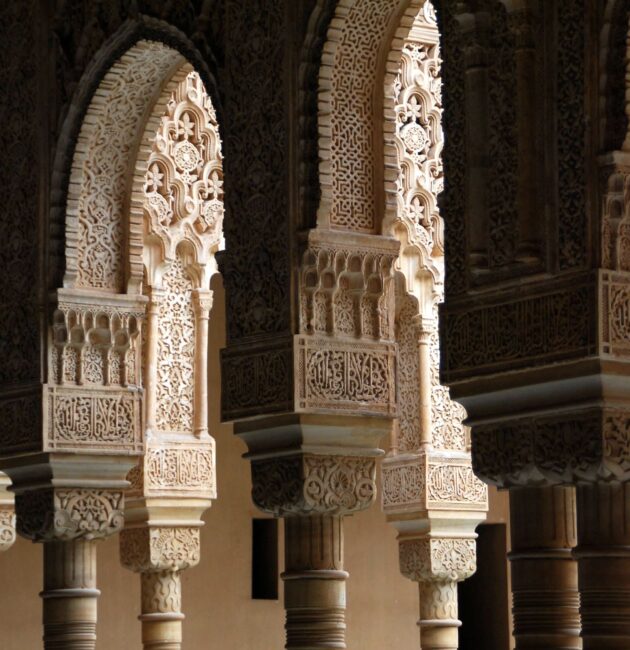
121,524 -> 203,650
509,486 -> 581,650
399,536 -> 477,650
574,481 -> 630,649
283,515 -> 347,650
140,570 -> 184,650
42,539 -> 99,650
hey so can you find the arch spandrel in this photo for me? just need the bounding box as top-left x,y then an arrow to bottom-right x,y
64,41 -> 186,294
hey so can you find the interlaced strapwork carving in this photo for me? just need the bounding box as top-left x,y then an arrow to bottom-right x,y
322,0 -> 401,232
70,43 -> 184,292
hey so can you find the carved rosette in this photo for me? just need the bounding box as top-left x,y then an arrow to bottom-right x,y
472,408 -> 630,488
251,454 -> 377,517
15,489 -> 124,542
399,537 -> 477,584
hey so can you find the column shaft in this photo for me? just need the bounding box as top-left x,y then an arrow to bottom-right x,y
419,580 -> 460,650
283,515 -> 347,650
42,539 -> 99,650
509,486 -> 581,649
575,481 -> 630,650
140,570 -> 184,650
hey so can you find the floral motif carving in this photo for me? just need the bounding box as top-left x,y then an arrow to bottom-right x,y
395,297 -> 422,453
399,537 -> 477,583
251,455 -> 376,517
121,527 -> 201,572
155,256 -> 195,433
0,509 -> 16,552
438,0 -> 467,296
142,70 -> 223,263
393,13 -> 443,259
221,0 -> 291,340
557,0 -> 587,270
0,0 -> 40,386
68,42 -> 185,291
16,489 -> 124,542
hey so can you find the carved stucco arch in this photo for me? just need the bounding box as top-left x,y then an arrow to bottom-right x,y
317,0 -> 422,233
50,16 -> 221,293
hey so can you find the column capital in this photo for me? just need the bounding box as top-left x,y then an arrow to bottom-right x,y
16,488 -> 124,542
120,527 -> 201,573
251,453 -> 376,517
399,537 -> 477,584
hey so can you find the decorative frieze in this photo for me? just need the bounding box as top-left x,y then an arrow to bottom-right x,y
382,453 -> 487,513
45,386 -> 142,453
472,408 -> 630,487
295,336 -> 397,416
221,341 -> 293,420
441,282 -> 596,381
426,463 -> 487,506
0,391 -> 41,454
144,443 -> 216,497
16,488 -> 124,542
251,454 -> 376,517
382,461 -> 425,508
